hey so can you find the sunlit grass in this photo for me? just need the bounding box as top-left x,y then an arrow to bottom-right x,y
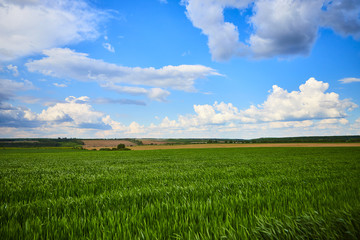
1,147 -> 359,239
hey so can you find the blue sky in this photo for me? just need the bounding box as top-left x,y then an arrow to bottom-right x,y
1,0 -> 360,139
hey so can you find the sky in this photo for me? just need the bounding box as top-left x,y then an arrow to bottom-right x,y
0,0 -> 360,139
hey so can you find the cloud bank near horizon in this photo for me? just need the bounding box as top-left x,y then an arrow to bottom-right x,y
1,78 -> 358,138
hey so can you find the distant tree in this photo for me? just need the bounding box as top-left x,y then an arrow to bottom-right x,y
117,144 -> 126,149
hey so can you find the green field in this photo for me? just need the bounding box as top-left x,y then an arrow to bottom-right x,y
1,147 -> 360,239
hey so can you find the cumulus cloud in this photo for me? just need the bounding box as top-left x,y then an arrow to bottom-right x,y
242,78 -> 357,121
321,0 -> 360,39
249,0 -> 322,58
191,101 -> 248,125
1,78 -> 358,138
0,0 -> 105,61
183,0 -> 251,61
26,48 -> 220,100
152,78 -> 357,132
127,122 -> 145,134
183,0 -> 360,60
154,102 -> 243,130
0,96 -> 112,130
118,77 -> 356,138
0,95 -> 148,137
339,77 -> 360,83
38,96 -> 107,128
0,102 -> 39,128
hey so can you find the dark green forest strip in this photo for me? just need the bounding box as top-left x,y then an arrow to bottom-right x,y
0,138 -> 84,148
1,147 -> 359,239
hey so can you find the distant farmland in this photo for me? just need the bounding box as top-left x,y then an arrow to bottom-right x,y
82,139 -> 137,149
1,147 -> 359,239
129,142 -> 360,150
1,135 -> 360,150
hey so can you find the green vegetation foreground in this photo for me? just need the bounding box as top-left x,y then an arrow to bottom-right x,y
1,147 -> 360,239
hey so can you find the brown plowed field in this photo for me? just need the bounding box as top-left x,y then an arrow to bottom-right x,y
82,140 -> 136,150
129,143 -> 360,150
140,139 -> 168,145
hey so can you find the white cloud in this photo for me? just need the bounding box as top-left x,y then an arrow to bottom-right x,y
154,101 -> 246,130
53,83 -> 67,88
1,96 -> 108,129
0,102 -> 39,128
38,96 -> 108,129
339,77 -> 360,83
102,43 -> 115,53
192,101 -> 245,125
183,0 -> 360,60
242,78 -> 358,121
267,120 -> 314,129
318,118 -> 348,125
143,78 -> 357,136
0,95 -> 150,137
26,48 -> 220,99
158,102 -> 243,130
2,0 -> 40,7
183,0 -> 251,61
348,118 -> 360,134
101,82 -> 170,102
6,64 -> 19,76
315,118 -> 349,130
147,88 -> 171,102
127,122 -> 145,134
0,95 -> 146,136
1,78 -> 358,138
0,0 -> 105,61
249,0 -> 322,58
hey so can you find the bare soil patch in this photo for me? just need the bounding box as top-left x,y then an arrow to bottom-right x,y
129,143 -> 360,151
140,139 -> 168,145
82,140 -> 136,150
